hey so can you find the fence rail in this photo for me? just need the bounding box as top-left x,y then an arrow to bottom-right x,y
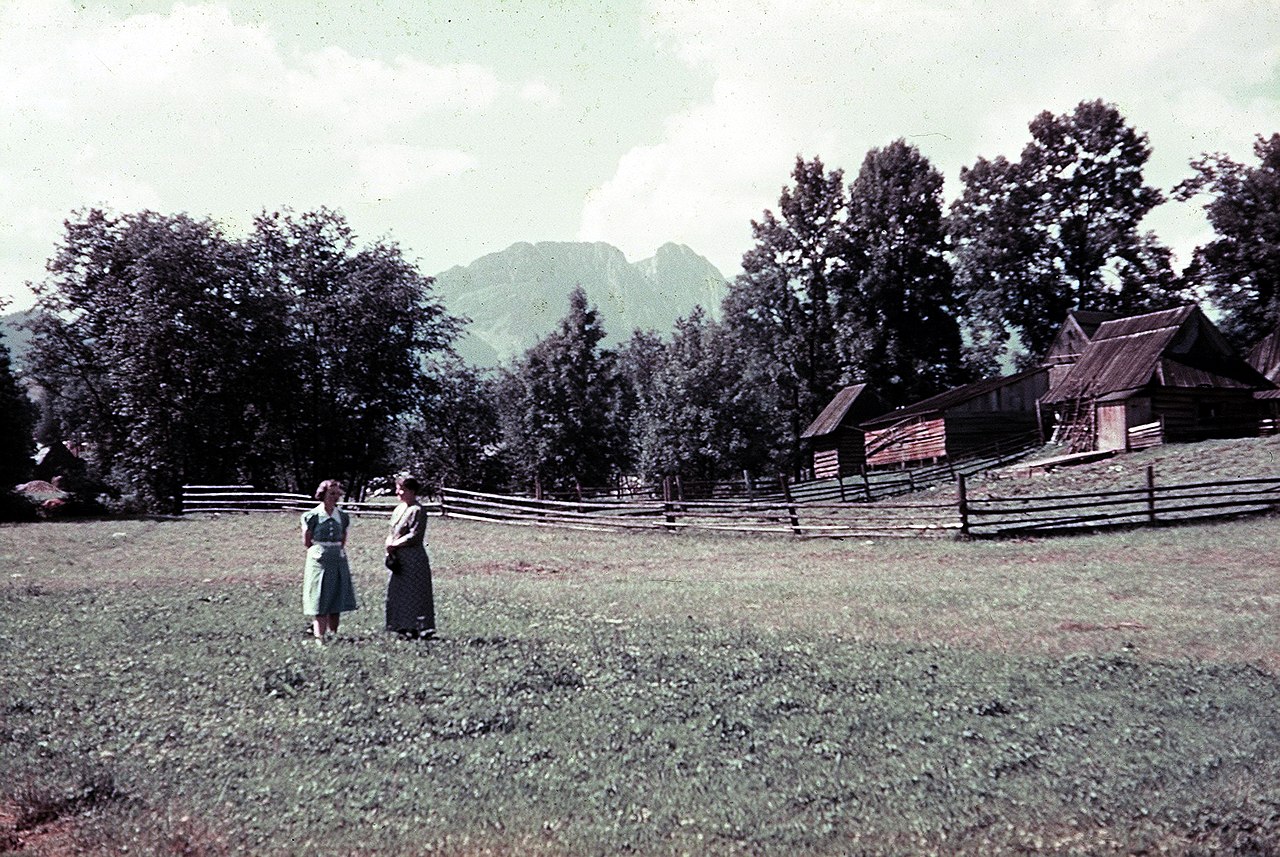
180,485 -> 440,518
184,469 -> 1280,540
961,469 -> 1280,537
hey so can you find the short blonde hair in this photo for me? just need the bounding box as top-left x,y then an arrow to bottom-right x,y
314,479 -> 344,501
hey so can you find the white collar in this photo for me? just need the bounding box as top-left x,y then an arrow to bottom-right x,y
314,503 -> 341,521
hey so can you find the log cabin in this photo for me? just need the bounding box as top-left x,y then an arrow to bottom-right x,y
1040,305 -> 1273,453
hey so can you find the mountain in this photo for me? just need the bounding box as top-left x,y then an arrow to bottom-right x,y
431,241 -> 728,367
0,309 -> 34,363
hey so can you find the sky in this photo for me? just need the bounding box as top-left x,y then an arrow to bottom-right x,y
2,0 -> 1278,313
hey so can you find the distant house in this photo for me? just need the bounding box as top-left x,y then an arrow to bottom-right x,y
799,384 -> 883,479
859,369 -> 1048,469
1040,305 -> 1273,453
1041,310 -> 1119,389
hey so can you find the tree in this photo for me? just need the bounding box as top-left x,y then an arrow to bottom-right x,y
628,308 -> 785,485
244,208 -> 461,494
722,156 -> 850,471
26,209 -> 278,510
1174,133 -> 1280,346
26,207 -> 461,511
497,287 -> 622,494
392,355 -> 506,491
837,140 -> 968,403
0,305 -> 35,494
949,100 -> 1179,362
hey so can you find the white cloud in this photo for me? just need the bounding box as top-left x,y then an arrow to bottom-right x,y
0,0 -> 506,307
520,79 -> 563,108
584,0 -> 1280,277
353,145 -> 478,198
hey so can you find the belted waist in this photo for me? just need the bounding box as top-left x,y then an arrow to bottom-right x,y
313,541 -> 344,548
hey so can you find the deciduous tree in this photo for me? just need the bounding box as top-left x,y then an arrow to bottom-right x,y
722,156 -> 850,470
949,100 -> 1179,362
838,140 -> 968,403
1175,133 -> 1280,346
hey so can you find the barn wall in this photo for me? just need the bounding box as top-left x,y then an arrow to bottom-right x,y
810,430 -> 867,479
865,417 -> 945,468
948,371 -> 1048,416
1151,389 -> 1261,441
941,412 -> 1039,457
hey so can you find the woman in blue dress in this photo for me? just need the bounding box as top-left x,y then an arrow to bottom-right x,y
384,475 -> 435,639
301,479 -> 359,640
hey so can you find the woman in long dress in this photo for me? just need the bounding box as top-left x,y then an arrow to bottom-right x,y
384,475 -> 435,639
301,479 -> 359,639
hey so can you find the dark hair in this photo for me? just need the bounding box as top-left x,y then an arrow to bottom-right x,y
314,479 -> 344,501
396,476 -> 421,493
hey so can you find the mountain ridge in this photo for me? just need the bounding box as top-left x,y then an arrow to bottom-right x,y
431,240 -> 727,366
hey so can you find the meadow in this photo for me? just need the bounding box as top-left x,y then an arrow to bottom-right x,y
2,506 -> 1279,855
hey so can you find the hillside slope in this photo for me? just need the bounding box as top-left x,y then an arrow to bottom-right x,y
432,240 -> 727,366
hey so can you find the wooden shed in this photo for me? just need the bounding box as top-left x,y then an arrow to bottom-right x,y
799,384 -> 883,479
1041,310 -> 1118,389
1041,305 -> 1273,453
859,369 -> 1048,469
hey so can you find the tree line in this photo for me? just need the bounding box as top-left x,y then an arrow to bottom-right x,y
2,99 -> 1278,513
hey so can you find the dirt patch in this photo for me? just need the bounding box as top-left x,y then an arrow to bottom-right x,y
1058,620 -> 1151,632
461,560 -> 566,577
0,802 -> 80,855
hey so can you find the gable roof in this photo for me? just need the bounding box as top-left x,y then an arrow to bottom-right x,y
859,368 -> 1045,429
1042,309 -> 1120,365
800,384 -> 874,439
1248,327 -> 1280,383
1041,305 -> 1273,404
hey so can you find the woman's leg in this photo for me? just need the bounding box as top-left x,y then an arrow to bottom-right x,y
328,613 -> 340,634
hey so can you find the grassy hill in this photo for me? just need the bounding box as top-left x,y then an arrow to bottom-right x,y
970,434 -> 1280,497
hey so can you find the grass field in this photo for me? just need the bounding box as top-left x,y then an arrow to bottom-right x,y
3,493 -> 1280,854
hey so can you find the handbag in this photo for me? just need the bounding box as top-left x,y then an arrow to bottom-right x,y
384,551 -> 400,571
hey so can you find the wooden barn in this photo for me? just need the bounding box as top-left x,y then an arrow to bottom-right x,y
859,368 -> 1048,469
799,384 -> 883,479
1041,305 -> 1274,453
1041,310 -> 1118,388
1247,325 -> 1280,433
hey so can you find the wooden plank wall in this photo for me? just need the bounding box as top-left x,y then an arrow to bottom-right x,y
940,412 -> 1039,457
865,418 -> 946,468
1151,389 -> 1262,442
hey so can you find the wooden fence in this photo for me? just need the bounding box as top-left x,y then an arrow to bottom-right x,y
960,468 -> 1280,537
184,469 -> 1280,540
180,485 -> 440,518
436,486 -> 958,539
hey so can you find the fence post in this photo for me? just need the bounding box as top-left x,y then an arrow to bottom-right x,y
1146,465 -> 1157,525
438,484 -> 448,518
837,474 -> 846,502
779,473 -> 801,536
663,476 -> 676,532
862,466 -> 872,501
957,472 -> 970,538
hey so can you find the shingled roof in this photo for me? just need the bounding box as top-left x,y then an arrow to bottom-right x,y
1248,327 -> 1280,383
1041,305 -> 1272,404
800,384 -> 872,439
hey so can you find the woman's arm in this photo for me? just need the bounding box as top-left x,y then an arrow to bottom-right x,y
385,505 -> 425,549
